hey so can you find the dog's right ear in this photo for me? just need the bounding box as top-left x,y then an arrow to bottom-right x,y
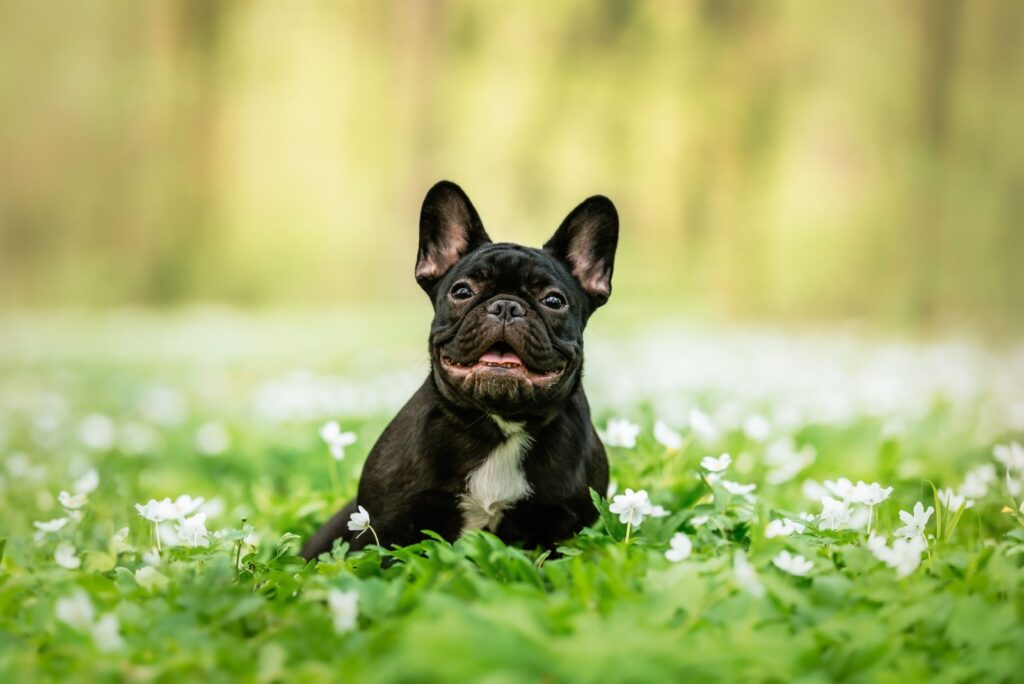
415,181 -> 491,294
544,195 -> 618,309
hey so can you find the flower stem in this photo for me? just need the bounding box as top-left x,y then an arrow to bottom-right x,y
659,434 -> 694,487
327,456 -> 341,494
624,521 -> 632,545
368,524 -> 381,547
153,522 -> 162,553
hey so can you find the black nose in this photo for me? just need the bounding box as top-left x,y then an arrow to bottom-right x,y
486,298 -> 526,322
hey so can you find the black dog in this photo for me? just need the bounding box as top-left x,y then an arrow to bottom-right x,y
301,181 -> 618,559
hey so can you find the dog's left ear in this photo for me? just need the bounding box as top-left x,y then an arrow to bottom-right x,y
416,181 -> 491,294
544,196 -> 619,308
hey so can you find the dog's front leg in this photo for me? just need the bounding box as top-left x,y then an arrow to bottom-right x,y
300,499 -> 359,560
348,489 -> 465,552
494,499 -> 586,550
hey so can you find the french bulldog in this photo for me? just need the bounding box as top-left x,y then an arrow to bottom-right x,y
301,180 -> 618,560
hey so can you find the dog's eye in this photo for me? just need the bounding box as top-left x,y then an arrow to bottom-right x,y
450,284 -> 474,300
541,293 -> 566,310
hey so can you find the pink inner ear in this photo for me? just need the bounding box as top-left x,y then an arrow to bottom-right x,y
567,234 -> 610,297
417,228 -> 469,281
415,261 -> 440,281
583,273 -> 611,298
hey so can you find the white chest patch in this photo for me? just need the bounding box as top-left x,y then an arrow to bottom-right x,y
459,417 -> 534,533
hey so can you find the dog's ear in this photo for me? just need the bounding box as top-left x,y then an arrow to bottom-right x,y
544,195 -> 619,308
416,181 -> 491,293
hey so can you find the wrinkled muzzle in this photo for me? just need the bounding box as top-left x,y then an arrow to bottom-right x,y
432,297 -> 577,410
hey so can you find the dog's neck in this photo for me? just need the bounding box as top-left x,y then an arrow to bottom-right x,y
428,375 -> 584,435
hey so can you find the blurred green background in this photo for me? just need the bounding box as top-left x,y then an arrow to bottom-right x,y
2,0 -> 1022,332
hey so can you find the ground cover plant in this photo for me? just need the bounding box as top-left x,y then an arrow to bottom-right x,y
1,315 -> 1023,682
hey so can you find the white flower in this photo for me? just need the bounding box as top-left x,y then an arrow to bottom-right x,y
960,464 -> 996,499
648,504 -> 671,518
937,487 -> 973,511
55,542 -> 81,570
868,533 -> 927,578
135,498 -> 177,523
327,589 -> 359,634
172,495 -> 205,518
603,418 -> 641,449
606,480 -> 618,499
895,502 -> 934,541
110,527 -> 132,555
157,522 -> 180,548
347,506 -> 372,536
771,550 -> 813,576
688,408 -> 718,442
175,513 -> 210,547
721,480 -> 756,497
764,439 -> 816,484
195,422 -> 231,456
653,421 -> 683,450
244,530 -> 261,547
58,490 -> 88,510
689,514 -> 710,528
91,613 -> 124,652
764,518 -> 805,538
866,533 -> 889,558
141,550 -> 161,567
134,566 -> 169,592
742,414 -> 772,442
818,496 -> 852,531
73,469 -> 100,495
320,421 -> 357,460
700,453 -> 732,473
993,442 -> 1024,472
848,506 -> 871,530
801,479 -> 829,502
664,533 -> 692,562
823,478 -> 855,501
850,481 -> 893,506
608,488 -> 653,526
78,414 -> 115,451
733,551 -> 764,597
34,517 -> 68,533
55,590 -> 94,629
765,462 -> 806,485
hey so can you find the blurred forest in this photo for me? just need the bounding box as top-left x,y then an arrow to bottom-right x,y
1,0 -> 1022,332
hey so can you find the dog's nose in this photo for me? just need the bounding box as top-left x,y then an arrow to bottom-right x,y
486,298 -> 526,322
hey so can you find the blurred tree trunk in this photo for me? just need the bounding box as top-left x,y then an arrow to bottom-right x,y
912,0 -> 961,327
399,0 -> 444,220
144,0 -> 229,303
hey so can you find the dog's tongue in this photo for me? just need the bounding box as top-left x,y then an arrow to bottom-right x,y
479,347 -> 523,366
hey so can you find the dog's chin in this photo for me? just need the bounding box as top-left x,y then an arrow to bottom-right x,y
436,346 -> 567,411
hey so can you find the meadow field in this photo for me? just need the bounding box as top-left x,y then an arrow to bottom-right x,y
1,310 -> 1022,682
3,2 -> 1024,681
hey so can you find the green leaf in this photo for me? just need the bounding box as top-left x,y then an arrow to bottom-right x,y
84,551 -> 116,573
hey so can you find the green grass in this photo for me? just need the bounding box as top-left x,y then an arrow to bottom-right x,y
1,313 -> 1023,683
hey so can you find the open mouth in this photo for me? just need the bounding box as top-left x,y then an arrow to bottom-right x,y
440,342 -> 563,383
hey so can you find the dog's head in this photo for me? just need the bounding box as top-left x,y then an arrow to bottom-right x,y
415,181 -> 618,416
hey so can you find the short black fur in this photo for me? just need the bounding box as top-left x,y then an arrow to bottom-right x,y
302,181 -> 618,560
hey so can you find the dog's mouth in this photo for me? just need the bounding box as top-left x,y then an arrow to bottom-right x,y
440,342 -> 564,384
